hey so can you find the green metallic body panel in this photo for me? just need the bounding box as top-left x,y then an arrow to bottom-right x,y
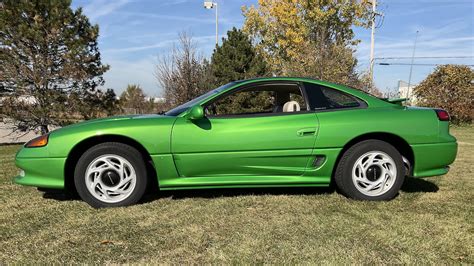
315,107 -> 440,147
48,114 -> 176,157
171,113 -> 319,178
304,147 -> 342,177
15,157 -> 66,188
15,115 -> 178,189
13,77 -> 458,191
411,141 -> 457,177
173,149 -> 314,177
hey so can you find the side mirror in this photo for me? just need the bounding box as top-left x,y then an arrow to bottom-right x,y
186,105 -> 204,120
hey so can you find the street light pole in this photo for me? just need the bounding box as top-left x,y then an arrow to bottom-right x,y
215,2 -> 218,45
204,1 -> 218,46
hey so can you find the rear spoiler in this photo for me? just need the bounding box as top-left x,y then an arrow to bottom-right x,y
381,98 -> 408,105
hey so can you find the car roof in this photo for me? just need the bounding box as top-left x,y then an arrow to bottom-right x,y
234,77 -> 360,93
232,77 -> 391,107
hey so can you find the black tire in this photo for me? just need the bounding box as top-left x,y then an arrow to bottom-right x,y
334,140 -> 405,201
74,142 -> 148,208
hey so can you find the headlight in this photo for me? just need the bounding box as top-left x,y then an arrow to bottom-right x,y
25,134 -> 49,148
19,169 -> 25,177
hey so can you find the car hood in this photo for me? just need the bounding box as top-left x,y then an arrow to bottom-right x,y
84,114 -> 166,123
51,114 -> 171,132
42,113 -> 177,157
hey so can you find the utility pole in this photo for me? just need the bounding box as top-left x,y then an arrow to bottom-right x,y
405,30 -> 419,103
369,0 -> 377,84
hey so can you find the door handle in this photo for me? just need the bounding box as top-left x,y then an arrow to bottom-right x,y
297,128 -> 317,137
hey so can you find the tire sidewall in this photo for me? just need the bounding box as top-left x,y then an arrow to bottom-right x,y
337,140 -> 405,201
74,143 -> 148,208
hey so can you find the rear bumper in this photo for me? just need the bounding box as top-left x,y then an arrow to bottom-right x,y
411,141 -> 457,177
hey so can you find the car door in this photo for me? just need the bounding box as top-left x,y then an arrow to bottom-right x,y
170,81 -> 319,179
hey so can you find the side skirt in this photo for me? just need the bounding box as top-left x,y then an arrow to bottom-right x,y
158,175 -> 331,189
160,182 -> 330,191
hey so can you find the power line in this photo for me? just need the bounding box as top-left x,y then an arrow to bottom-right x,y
375,56 -> 474,60
378,62 -> 474,66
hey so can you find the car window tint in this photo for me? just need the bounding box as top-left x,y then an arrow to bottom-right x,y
214,90 -> 275,115
304,83 -> 361,110
320,87 -> 360,109
207,84 -> 308,117
164,82 -> 237,116
290,93 -> 306,109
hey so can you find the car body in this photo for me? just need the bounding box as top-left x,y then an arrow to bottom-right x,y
14,77 -> 458,207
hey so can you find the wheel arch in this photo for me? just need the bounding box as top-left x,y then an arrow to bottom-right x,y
332,132 -> 414,179
64,134 -> 158,193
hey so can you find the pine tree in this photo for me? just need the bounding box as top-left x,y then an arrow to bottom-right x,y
210,27 -> 267,86
120,84 -> 146,114
0,0 -> 109,133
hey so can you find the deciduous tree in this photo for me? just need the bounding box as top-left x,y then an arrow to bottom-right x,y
156,32 -> 211,108
120,84 -> 146,114
414,65 -> 473,124
242,0 -> 370,87
69,88 -> 119,120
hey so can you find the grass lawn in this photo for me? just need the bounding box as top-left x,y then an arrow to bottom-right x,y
1,126 -> 473,264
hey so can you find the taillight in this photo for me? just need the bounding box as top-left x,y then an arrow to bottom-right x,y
435,109 -> 450,121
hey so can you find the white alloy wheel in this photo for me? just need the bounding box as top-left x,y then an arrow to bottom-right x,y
85,154 -> 137,203
351,151 -> 397,197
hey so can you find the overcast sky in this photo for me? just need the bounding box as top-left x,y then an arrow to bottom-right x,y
72,0 -> 474,96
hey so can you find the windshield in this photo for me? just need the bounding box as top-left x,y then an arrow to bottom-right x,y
164,82 -> 237,116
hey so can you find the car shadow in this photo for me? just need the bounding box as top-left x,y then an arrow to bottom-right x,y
142,177 -> 439,202
40,188 -> 80,201
400,177 -> 439,193
39,186 -> 336,204
141,186 -> 336,203
39,177 -> 439,203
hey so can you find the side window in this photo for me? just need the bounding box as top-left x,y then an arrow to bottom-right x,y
290,93 -> 306,109
212,90 -> 274,116
304,83 -> 363,110
320,87 -> 361,109
206,84 -> 308,117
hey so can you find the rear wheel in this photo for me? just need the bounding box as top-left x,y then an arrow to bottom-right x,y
334,140 -> 405,201
74,142 -> 148,208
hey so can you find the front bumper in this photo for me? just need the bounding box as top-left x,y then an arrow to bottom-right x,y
14,156 -> 66,189
411,141 -> 458,178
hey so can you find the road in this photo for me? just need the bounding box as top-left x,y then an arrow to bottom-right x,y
0,122 -> 39,144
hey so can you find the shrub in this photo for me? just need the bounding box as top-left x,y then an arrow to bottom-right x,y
414,65 -> 474,124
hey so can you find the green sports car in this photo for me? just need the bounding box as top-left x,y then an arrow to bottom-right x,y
14,77 -> 458,208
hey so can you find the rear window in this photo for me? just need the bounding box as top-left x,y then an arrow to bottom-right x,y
304,83 -> 364,110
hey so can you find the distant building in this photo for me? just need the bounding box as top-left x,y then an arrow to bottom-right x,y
398,80 -> 418,104
144,96 -> 166,103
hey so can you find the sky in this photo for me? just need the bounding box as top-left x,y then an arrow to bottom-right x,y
71,0 -> 474,96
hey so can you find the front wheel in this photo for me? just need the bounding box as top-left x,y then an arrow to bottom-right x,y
74,142 -> 148,208
334,140 -> 405,201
